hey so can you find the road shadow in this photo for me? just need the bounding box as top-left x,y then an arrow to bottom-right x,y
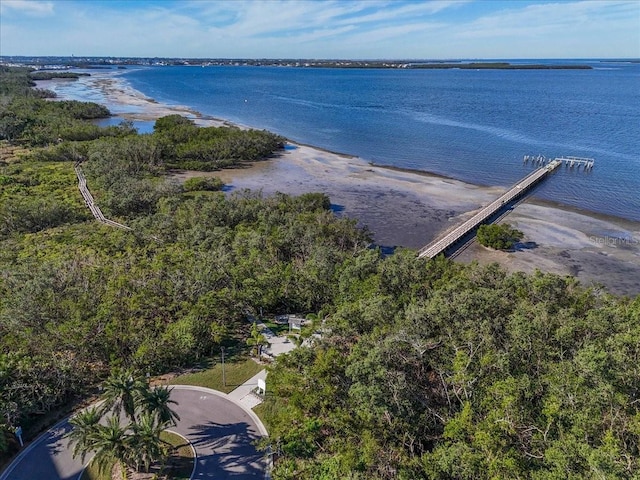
188,421 -> 264,478
2,421 -> 83,480
44,422 -> 74,456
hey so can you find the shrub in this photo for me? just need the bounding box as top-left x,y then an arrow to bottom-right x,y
476,223 -> 523,250
183,176 -> 224,192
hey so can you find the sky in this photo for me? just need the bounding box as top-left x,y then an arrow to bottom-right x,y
1,0 -> 639,59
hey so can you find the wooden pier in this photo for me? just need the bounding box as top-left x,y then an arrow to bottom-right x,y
523,154 -> 594,170
418,159 -> 562,259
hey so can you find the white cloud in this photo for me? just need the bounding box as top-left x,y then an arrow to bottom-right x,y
456,1 -> 639,40
0,0 -> 54,16
314,0 -> 461,29
439,1 -> 640,58
0,0 -> 637,58
180,0 -> 463,40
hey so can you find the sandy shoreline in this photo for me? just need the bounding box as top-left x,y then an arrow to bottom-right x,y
40,72 -> 640,296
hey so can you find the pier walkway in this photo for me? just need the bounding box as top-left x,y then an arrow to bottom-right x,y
418,159 -> 562,259
74,163 -> 132,230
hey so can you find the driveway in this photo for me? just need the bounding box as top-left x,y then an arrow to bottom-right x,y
0,385 -> 267,480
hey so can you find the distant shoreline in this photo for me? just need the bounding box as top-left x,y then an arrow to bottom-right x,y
1,55 -> 603,70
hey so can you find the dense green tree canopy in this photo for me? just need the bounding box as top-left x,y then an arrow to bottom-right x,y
261,262 -> 639,479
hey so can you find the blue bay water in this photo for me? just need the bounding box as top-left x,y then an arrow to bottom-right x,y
120,62 -> 640,222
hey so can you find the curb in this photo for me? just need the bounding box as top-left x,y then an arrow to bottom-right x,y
169,385 -> 269,437
169,385 -> 272,480
0,415 -> 70,480
165,429 -> 198,480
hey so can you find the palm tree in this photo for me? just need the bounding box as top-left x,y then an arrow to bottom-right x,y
143,385 -> 181,427
67,370 -> 182,477
131,412 -> 167,473
90,416 -> 131,480
66,407 -> 101,463
247,322 -> 268,357
100,369 -> 146,423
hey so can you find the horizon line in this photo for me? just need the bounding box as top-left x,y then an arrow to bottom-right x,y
1,55 -> 639,62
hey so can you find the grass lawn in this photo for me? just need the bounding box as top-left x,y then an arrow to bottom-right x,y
159,431 -> 194,480
169,357 -> 263,394
80,456 -> 109,480
252,402 -> 269,426
80,431 -> 194,480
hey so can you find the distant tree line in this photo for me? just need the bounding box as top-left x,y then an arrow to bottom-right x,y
0,66 -> 115,144
0,66 -> 54,98
1,67 -> 284,163
153,114 -> 285,171
29,71 -> 89,80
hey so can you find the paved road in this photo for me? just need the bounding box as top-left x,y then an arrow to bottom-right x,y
0,386 -> 267,480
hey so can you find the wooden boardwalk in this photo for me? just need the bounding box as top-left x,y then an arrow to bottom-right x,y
74,163 -> 132,230
418,160 -> 562,259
